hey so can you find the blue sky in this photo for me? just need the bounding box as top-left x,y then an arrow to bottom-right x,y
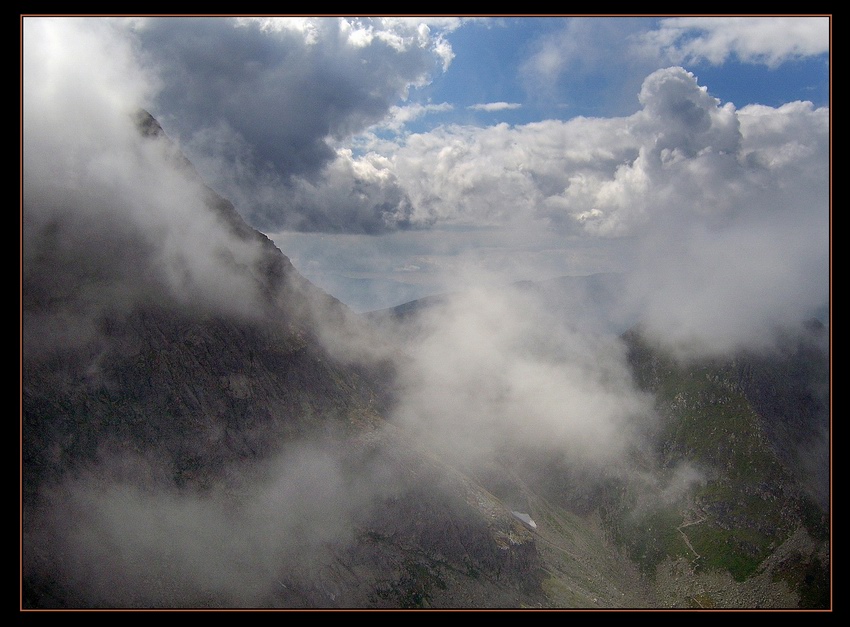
396,17 -> 830,134
432,18 -> 828,117
24,15 -> 830,349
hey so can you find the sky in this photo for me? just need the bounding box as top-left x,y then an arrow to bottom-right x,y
22,16 -> 830,322
23,15 -> 829,311
21,16 -> 831,605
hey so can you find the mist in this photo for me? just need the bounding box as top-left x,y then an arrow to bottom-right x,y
22,19 -> 278,360
23,438 -> 405,607
383,280 -> 656,469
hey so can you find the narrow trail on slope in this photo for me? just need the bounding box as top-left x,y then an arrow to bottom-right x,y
676,516 -> 707,561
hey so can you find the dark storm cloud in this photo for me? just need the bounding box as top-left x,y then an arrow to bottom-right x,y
131,17 -> 449,232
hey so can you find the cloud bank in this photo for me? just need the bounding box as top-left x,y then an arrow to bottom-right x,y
359,68 -> 826,355
27,18 -> 824,354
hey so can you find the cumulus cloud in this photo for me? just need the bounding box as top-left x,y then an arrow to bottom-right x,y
186,143 -> 420,235
641,16 -> 830,67
259,64 -> 828,355
620,69 -> 829,356
23,16 -> 829,359
518,17 -> 829,117
328,66 -> 828,356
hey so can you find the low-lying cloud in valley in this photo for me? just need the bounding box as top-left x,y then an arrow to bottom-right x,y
387,280 -> 657,469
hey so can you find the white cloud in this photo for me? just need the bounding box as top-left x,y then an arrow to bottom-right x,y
467,102 -> 522,111
317,66 -> 828,355
371,101 -> 454,133
642,16 -> 830,67
389,280 -> 656,469
519,17 -> 829,118
23,16 -> 830,360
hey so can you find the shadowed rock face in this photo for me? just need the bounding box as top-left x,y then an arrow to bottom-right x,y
23,112 -> 361,500
733,322 -> 830,511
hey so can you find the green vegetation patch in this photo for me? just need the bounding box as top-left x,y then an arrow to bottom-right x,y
606,503 -> 690,577
373,559 -> 448,608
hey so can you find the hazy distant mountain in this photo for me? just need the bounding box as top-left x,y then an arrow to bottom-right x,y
21,111 -> 829,609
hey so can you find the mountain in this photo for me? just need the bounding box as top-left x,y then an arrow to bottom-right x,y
370,274 -> 830,609
22,111 -> 548,609
21,111 -> 830,610
615,323 -> 829,608
369,272 -> 637,334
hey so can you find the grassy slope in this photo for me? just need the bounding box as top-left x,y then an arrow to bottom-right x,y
604,328 -> 830,608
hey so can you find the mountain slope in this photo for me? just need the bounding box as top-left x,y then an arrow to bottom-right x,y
611,324 -> 830,608
21,111 -> 547,609
369,278 -> 830,609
